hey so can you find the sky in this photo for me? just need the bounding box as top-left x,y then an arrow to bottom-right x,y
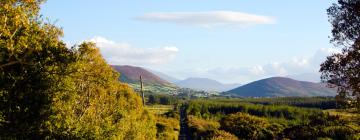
40,0 -> 339,84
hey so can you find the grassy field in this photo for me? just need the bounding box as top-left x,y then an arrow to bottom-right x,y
325,109 -> 360,130
325,109 -> 359,120
146,105 -> 174,115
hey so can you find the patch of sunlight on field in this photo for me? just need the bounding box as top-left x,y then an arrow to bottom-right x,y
324,109 -> 360,131
325,109 -> 359,119
146,105 -> 174,115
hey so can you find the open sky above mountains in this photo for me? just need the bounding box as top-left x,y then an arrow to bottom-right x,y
41,0 -> 338,84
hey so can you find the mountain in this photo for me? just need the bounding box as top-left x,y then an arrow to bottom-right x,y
112,65 -> 173,86
149,70 -> 180,83
287,73 -> 321,83
226,77 -> 337,97
112,65 -> 177,94
175,77 -> 241,92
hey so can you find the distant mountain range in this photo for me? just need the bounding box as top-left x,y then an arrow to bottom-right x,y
226,77 -> 337,97
112,65 -> 336,97
175,77 -> 241,92
148,70 -> 180,83
112,65 -> 240,92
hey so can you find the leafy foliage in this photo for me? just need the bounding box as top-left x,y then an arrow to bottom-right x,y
321,0 -> 360,110
0,1 -> 157,139
240,97 -> 336,109
155,111 -> 180,140
186,99 -> 323,121
220,113 -> 274,139
184,99 -> 360,140
147,94 -> 179,105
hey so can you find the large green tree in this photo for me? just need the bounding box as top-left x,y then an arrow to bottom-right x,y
0,0 -> 156,139
0,0 -> 75,138
320,0 -> 360,110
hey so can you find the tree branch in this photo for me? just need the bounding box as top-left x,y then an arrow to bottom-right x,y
0,61 -> 20,69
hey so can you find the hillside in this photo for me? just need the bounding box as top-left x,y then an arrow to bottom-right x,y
176,77 -> 241,92
112,65 -> 177,94
112,65 -> 172,86
226,77 -> 337,97
149,69 -> 180,83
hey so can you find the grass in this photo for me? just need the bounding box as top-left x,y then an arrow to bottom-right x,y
146,105 -> 174,115
324,109 -> 360,131
325,109 -> 359,120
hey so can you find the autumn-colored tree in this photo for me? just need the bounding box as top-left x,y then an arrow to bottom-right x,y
47,43 -> 157,139
320,0 -> 360,109
0,0 -> 157,139
220,113 -> 273,140
0,0 -> 75,138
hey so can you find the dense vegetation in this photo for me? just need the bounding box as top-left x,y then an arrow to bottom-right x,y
0,0 -> 156,139
234,97 -> 336,109
320,0 -> 360,110
184,99 -> 359,140
155,111 -> 180,140
147,94 -> 180,105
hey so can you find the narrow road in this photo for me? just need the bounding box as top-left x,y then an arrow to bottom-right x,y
179,104 -> 189,140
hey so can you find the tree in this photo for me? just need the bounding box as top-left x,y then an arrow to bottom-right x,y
220,113 -> 273,139
0,1 -> 157,139
0,0 -> 75,138
47,43 -> 157,139
320,0 -> 360,110
148,94 -> 158,104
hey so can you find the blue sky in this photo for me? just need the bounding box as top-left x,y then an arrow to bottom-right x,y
41,0 -> 338,84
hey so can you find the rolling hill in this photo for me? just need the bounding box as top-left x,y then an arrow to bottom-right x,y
111,65 -> 177,94
226,77 -> 337,97
175,77 -> 241,92
112,65 -> 172,86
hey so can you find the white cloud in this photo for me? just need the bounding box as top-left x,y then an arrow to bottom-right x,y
135,11 -> 275,28
88,36 -> 178,66
249,65 -> 265,75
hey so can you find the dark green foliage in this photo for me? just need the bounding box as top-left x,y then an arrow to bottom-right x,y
321,0 -> 360,110
243,97 -> 336,109
147,94 -> 179,105
187,99 -> 323,121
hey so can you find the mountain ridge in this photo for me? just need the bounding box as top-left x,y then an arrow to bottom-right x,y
226,77 -> 336,97
176,77 -> 241,92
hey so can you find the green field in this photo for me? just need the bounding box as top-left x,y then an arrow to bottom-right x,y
146,105 -> 174,115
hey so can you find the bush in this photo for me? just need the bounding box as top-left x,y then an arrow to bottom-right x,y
220,112 -> 274,140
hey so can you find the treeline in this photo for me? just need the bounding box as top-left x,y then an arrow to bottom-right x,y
186,100 -> 322,121
242,97 -> 336,109
184,99 -> 360,139
147,94 -> 180,105
0,1 -> 156,139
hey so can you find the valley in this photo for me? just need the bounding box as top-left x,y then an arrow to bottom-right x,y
112,64 -> 359,140
2,0 -> 360,139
